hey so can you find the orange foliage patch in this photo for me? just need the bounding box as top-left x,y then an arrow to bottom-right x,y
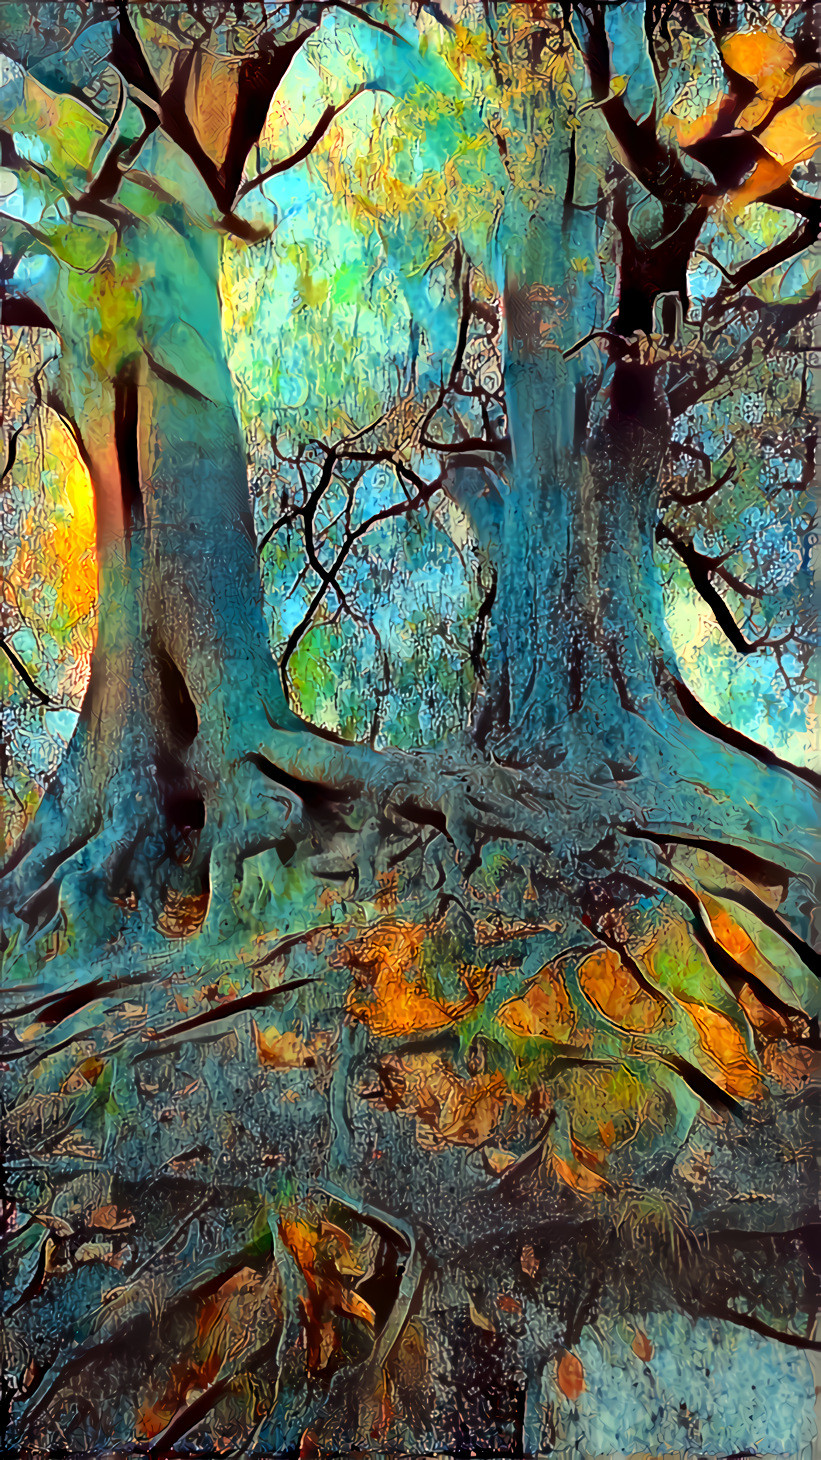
680,998 -> 763,1100
556,1351 -> 585,1402
279,1212 -> 375,1374
737,984 -> 791,1041
722,26 -> 796,93
375,1050 -> 515,1150
497,960 -> 576,1042
671,95 -> 730,150
88,1204 -> 134,1231
252,1021 -> 317,1070
577,947 -> 661,1033
338,919 -> 490,1039
135,1263 -> 279,1441
668,23 -> 821,210
762,1041 -> 816,1093
758,100 -> 821,166
552,1150 -> 611,1197
157,889 -> 210,939
187,50 -> 240,167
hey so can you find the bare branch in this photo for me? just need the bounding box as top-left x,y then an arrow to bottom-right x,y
0,636 -> 53,705
239,88 -> 376,199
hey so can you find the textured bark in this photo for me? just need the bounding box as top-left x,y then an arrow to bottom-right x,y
3,231 -> 301,930
464,110 -> 676,764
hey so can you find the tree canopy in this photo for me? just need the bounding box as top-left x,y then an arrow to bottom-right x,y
1,3 -> 819,1455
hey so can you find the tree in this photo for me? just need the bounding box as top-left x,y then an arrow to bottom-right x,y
1,3 -> 818,1455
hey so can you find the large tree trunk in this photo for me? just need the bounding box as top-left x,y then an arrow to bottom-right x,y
462,109 -> 674,765
486,317 -> 673,764
8,227 -> 299,933
461,123 -> 819,894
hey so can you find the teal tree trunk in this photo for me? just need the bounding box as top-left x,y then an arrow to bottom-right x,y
465,97 -> 673,765
454,77 -> 818,904
10,222 -> 299,935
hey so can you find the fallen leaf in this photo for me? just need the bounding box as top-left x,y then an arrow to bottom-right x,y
552,1151 -> 611,1196
681,998 -> 763,1100
33,1213 -> 73,1238
763,1041 -> 816,1093
252,1021 -> 315,1070
484,1147 -> 517,1174
520,1244 -> 540,1279
497,961 -> 575,1042
737,983 -> 790,1041
578,948 -> 660,1033
341,920 -> 450,1037
556,1350 -> 585,1402
469,1299 -> 495,1333
88,1204 -> 135,1231
157,890 -> 209,940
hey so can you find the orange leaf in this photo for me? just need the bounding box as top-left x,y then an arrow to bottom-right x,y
339,1289 -> 376,1327
552,1151 -> 611,1196
681,999 -> 763,1100
669,94 -> 729,150
437,1072 -> 510,1148
702,898 -> 759,965
88,1204 -> 134,1231
762,1041 -> 816,1093
721,27 -> 796,97
157,890 -> 209,940
757,100 -> 821,169
378,1051 -> 514,1151
340,919 -> 454,1038
497,962 -> 575,1042
78,1055 -> 106,1085
737,984 -> 790,1041
632,1328 -> 653,1362
578,948 -> 660,1033
520,1244 -> 540,1279
570,1133 -> 607,1172
729,151 -> 791,209
485,1146 -> 517,1174
598,1119 -> 616,1149
186,50 -> 240,167
136,1397 -> 174,1441
279,1217 -> 319,1276
252,1021 -> 315,1070
556,1351 -> 585,1402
